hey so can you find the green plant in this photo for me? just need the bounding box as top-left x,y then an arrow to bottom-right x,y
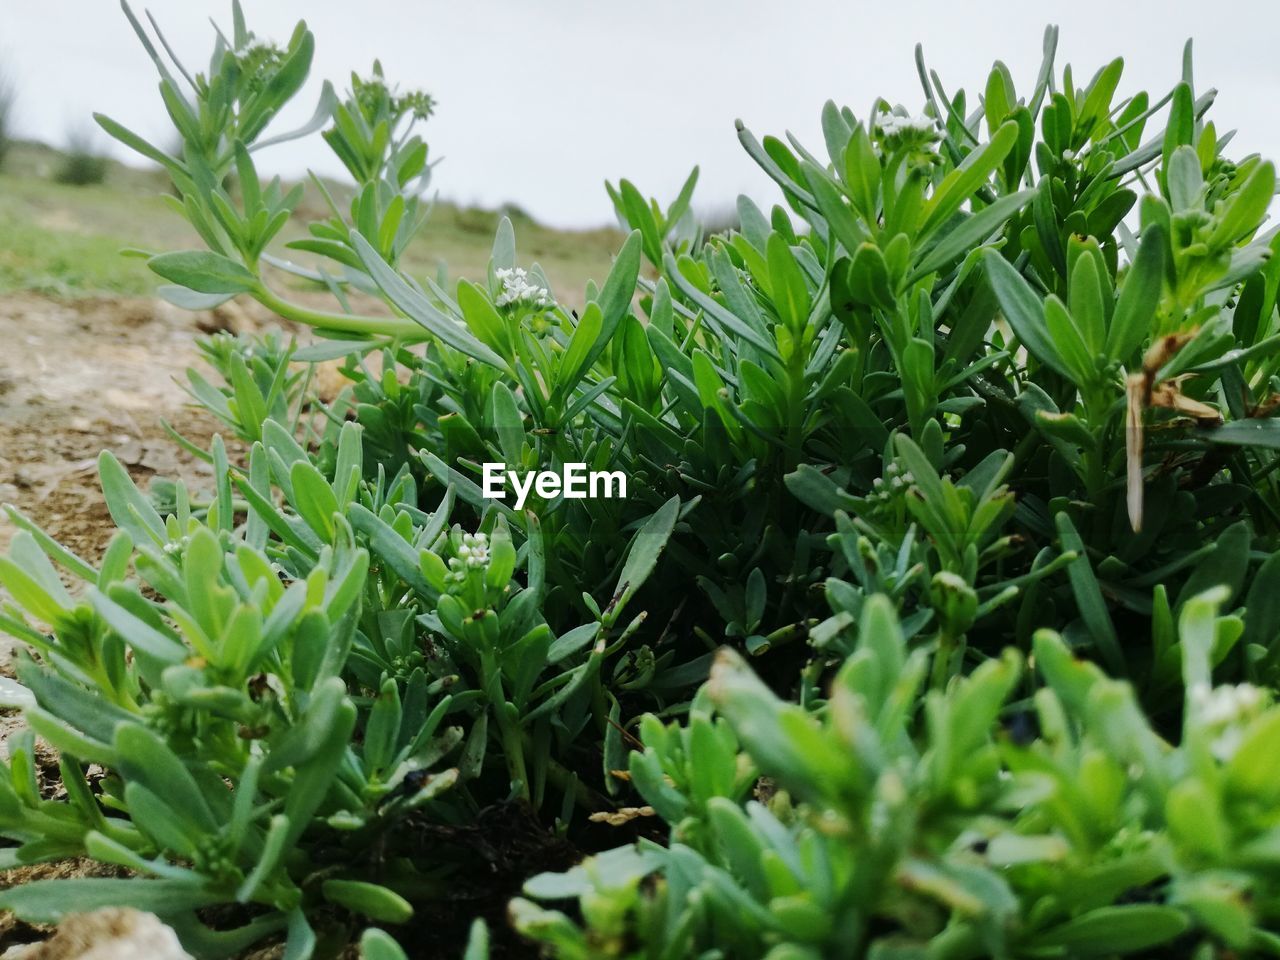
517,587 -> 1280,958
0,411 -> 675,952
119,17 -> 1280,706
54,126 -> 109,186
0,441 -> 449,952
3,3 -> 1280,958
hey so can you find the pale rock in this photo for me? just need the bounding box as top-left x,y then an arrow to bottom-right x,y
5,909 -> 191,960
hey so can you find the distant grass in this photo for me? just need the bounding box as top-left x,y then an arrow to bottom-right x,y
0,214 -> 155,296
0,145 -> 186,296
0,141 -> 624,306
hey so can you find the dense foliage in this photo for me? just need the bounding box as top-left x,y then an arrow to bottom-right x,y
2,2 -> 1279,957
516,590 -> 1280,958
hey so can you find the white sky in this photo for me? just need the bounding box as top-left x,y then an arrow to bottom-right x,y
3,0 -> 1279,228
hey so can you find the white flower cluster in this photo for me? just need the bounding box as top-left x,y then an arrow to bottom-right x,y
878,113 -> 937,137
163,535 -> 191,556
872,463 -> 914,492
1190,681 -> 1268,761
234,37 -> 273,58
450,531 -> 490,574
868,461 -> 914,507
495,267 -> 553,309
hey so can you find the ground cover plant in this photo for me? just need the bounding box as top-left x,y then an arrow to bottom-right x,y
1,2 -> 1280,957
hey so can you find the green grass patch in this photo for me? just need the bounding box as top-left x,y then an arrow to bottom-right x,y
0,142 -> 622,303
0,211 -> 156,297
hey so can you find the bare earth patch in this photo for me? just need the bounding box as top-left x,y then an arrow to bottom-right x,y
0,294 -> 227,558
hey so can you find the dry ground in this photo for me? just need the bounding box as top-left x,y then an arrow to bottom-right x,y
0,294 -> 219,559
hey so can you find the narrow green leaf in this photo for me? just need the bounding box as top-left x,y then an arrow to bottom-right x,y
577,232 -> 642,375
1034,906 -> 1189,954
1106,223 -> 1166,362
984,251 -> 1071,378
322,880 -> 413,924
351,232 -> 504,367
149,251 -> 258,295
919,120 -> 1019,237
1055,512 -> 1123,675
911,190 -> 1033,280
767,234 -> 811,330
606,496 -> 681,627
0,878 -> 220,922
89,588 -> 187,664
99,451 -> 166,546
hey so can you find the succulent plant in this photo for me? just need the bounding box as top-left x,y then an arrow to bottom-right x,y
2,3 -> 1279,957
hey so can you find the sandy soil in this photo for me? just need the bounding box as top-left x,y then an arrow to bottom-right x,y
0,294 -> 235,559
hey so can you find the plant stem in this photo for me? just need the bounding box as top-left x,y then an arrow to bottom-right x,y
539,751 -> 610,812
931,628 -> 959,690
477,640 -> 532,805
495,702 -> 531,805
1081,387 -> 1110,542
783,342 -> 809,471
253,285 -> 425,341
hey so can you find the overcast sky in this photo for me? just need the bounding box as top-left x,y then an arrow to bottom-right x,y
3,1 -> 1278,228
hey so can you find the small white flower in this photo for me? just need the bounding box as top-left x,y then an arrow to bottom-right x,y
234,37 -> 273,58
495,266 -> 553,309
879,113 -> 936,137
460,531 -> 490,568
